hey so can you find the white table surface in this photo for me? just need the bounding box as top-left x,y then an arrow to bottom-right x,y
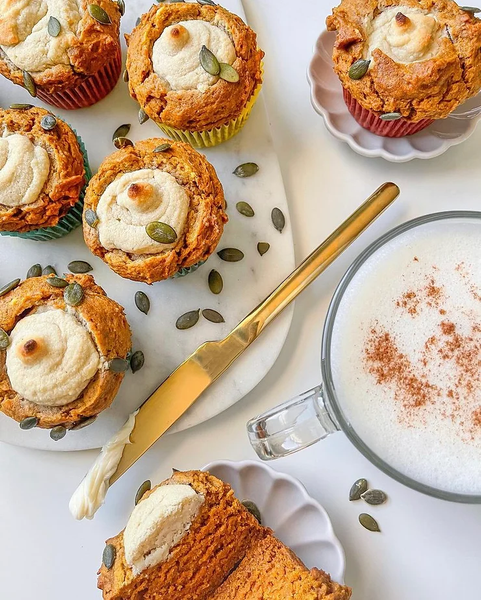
1,1 -> 481,598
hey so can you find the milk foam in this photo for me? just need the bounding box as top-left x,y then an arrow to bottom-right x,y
331,217 -> 481,495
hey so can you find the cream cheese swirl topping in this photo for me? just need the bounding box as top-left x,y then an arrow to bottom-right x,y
365,7 -> 444,64
97,169 -> 190,255
152,20 -> 236,92
0,133 -> 50,207
5,309 -> 100,406
0,0 -> 82,73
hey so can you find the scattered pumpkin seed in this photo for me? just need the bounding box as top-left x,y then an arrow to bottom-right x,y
138,108 -> 149,124
359,513 -> 381,532
135,480 -> 151,505
197,0 -> 217,4
0,279 -> 20,297
202,309 -> 225,323
176,309 -> 200,330
88,4 -> 112,24
242,500 -> 262,524
68,260 -> 93,274
109,358 -> 130,372
217,248 -> 244,262
85,208 -> 99,228
64,282 -> 84,306
361,489 -> 387,505
257,242 -> 270,256
112,123 -> 131,141
199,45 -> 220,76
135,291 -> 150,315
130,350 -> 145,373
71,416 -> 97,430
40,114 -> 57,131
9,103 -> 33,110
380,112 -> 402,121
172,467 -> 180,473
154,142 -> 171,152
348,59 -> 370,80
42,265 -> 57,276
236,201 -> 255,217
102,544 -> 116,569
233,162 -> 259,178
50,426 -> 67,441
460,5 -> 481,12
47,276 -> 68,288
123,69 -> 129,82
219,63 -> 239,83
208,269 -> 223,294
48,16 -> 61,37
23,71 -> 36,97
19,416 -> 38,430
146,221 -> 177,244
117,0 -> 126,16
271,207 -> 285,233
0,328 -> 9,350
27,264 -> 42,278
114,137 -> 134,149
349,478 -> 368,501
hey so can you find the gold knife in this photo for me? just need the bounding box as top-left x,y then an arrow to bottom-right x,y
109,182 -> 400,485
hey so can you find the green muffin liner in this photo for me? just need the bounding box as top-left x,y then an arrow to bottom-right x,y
0,126 -> 92,241
171,260 -> 206,279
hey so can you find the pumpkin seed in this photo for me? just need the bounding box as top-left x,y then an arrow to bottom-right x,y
348,59 -> 370,80
22,71 -> 36,97
27,264 -> 42,278
242,500 -> 262,524
64,282 -> 84,306
380,112 -> 402,121
50,426 -> 67,441
123,69 -> 129,82
42,265 -> 57,276
219,63 -> 239,83
236,201 -> 254,217
114,137 -> 134,149
135,480 -> 151,505
130,350 -> 145,373
71,416 -> 97,430
40,114 -> 57,131
202,309 -> 225,323
135,291 -> 150,315
146,221 -> 177,244
199,45 -> 220,76
271,207 -> 285,233
361,489 -> 387,505
217,248 -> 244,262
460,5 -> 481,12
68,260 -> 93,274
138,108 -> 149,124
208,269 -> 223,294
102,544 -> 116,569
0,328 -> 9,350
197,0 -> 217,4
154,142 -> 171,152
112,124 -> 130,141
109,358 -> 130,372
9,103 -> 33,110
48,16 -> 61,37
359,513 -> 381,532
85,209 -> 99,228
135,17 -> 141,26
117,0 -> 126,16
257,242 -> 270,256
233,162 -> 259,178
176,309 -> 200,330
88,4 -> 112,24
349,478 -> 368,501
19,416 -> 38,430
47,276 -> 68,288
0,279 -> 20,297
172,467 -> 180,473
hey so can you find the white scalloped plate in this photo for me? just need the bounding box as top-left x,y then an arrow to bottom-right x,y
202,459 -> 346,583
308,30 -> 481,162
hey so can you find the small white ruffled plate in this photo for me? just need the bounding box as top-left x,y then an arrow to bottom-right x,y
202,459 -> 346,583
308,30 -> 481,162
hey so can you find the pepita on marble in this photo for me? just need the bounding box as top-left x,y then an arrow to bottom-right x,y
27,264 -> 42,278
176,309 -> 200,330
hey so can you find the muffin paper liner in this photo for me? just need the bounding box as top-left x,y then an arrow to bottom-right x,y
35,47 -> 122,110
343,89 -> 434,138
171,260 -> 206,278
0,127 -> 92,241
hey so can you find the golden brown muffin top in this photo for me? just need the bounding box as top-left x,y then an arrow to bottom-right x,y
126,3 -> 264,131
327,0 -> 481,121
0,106 -> 85,232
83,138 -> 228,284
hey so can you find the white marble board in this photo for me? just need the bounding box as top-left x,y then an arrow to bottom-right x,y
0,0 -> 295,451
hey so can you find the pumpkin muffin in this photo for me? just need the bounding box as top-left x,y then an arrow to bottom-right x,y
0,0 -> 122,109
126,3 -> 264,147
326,0 -> 481,136
83,138 -> 227,283
0,105 -> 90,240
0,274 -> 131,434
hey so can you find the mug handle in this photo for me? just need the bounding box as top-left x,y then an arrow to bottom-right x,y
246,385 -> 340,460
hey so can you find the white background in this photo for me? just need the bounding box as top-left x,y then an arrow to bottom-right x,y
1,1 -> 481,598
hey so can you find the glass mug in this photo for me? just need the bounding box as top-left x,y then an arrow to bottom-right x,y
247,212 -> 481,504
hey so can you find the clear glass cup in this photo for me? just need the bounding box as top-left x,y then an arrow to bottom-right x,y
247,211 -> 481,504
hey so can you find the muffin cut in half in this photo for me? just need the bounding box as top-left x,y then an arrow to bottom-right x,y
0,274 -> 131,431
83,138 -> 227,283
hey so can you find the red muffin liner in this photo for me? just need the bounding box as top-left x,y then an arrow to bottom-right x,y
35,47 -> 122,110
343,88 -> 433,138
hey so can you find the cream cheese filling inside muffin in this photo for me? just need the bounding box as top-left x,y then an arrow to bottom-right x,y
364,7 -> 444,64
96,169 -> 190,255
152,20 -> 236,92
123,484 -> 205,575
0,0 -> 82,73
0,133 -> 50,207
5,308 -> 100,407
